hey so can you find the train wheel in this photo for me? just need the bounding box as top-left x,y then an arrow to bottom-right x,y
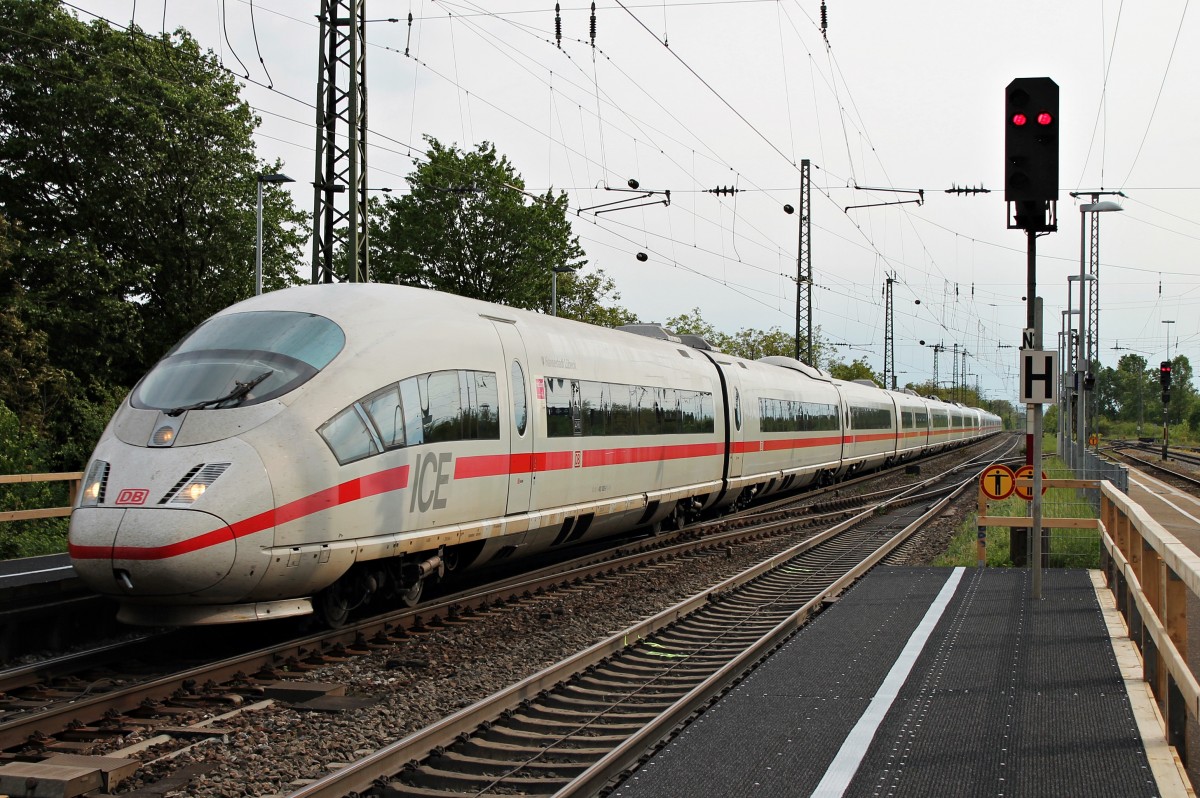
399,579 -> 423,608
315,583 -> 352,628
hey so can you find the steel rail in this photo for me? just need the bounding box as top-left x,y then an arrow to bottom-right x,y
283,464 -> 980,797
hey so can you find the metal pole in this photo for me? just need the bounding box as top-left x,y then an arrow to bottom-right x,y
255,178 -> 264,296
1065,287 -> 1074,466
552,270 -> 558,317
1027,230 -> 1043,600
1075,221 -> 1087,471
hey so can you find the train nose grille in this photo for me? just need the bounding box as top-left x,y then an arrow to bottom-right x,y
159,462 -> 231,504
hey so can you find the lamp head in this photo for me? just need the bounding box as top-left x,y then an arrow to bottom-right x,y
1080,200 -> 1123,213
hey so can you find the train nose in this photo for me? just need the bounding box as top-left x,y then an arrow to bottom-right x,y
71,508 -> 237,595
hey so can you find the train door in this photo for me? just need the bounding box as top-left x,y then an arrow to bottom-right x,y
722,364 -> 745,480
489,318 -> 534,515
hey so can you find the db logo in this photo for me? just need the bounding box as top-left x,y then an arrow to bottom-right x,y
115,488 -> 150,505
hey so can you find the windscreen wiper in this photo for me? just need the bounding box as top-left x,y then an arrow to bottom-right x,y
166,370 -> 274,417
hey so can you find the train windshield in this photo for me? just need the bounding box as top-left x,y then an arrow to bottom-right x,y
131,311 -> 346,412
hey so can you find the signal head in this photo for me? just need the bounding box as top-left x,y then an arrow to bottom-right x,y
1004,78 -> 1059,203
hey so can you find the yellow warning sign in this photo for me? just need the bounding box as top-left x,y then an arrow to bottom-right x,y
1013,464 -> 1048,501
980,464 -> 1016,501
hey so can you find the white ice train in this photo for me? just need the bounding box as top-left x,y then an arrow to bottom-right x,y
68,284 -> 1002,626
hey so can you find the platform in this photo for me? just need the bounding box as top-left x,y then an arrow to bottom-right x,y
612,566 -> 1189,798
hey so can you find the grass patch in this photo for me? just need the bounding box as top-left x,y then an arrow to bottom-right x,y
936,457 -> 1101,569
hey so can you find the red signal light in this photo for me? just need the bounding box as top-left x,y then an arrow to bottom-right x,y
1012,113 -> 1028,126
1037,111 -> 1053,125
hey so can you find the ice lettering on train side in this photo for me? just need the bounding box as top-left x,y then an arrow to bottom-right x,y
410,451 -> 452,512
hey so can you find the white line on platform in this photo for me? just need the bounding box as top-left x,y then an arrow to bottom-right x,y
809,566 -> 965,798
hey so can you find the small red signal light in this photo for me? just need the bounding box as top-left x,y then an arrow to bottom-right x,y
1037,111 -> 1053,125
1012,113 -> 1028,126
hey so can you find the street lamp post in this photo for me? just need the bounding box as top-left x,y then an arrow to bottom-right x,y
551,265 -> 577,317
256,173 -> 295,295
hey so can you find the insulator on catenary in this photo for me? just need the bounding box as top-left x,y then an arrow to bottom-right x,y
820,0 -> 828,40
590,2 -> 597,47
555,4 -> 561,49
405,12 -> 413,57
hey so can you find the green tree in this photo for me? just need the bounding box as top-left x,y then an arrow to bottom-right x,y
829,358 -> 884,386
554,269 -> 640,327
0,1 -> 306,465
665,307 -> 829,363
371,138 -> 629,323
1166,355 -> 1194,426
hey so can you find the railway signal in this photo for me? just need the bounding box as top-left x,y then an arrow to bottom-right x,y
1005,78 -> 1059,203
1160,361 -> 1172,389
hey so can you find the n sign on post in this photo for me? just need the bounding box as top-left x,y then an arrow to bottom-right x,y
1020,350 -> 1058,404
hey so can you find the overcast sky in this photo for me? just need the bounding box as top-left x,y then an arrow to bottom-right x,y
74,1 -> 1200,401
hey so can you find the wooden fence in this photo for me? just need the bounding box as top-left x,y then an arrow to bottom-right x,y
0,472 -> 84,523
1101,480 -> 1200,770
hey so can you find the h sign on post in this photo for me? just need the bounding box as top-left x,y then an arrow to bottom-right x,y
1020,350 -> 1058,404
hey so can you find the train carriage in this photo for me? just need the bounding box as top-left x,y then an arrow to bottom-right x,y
68,283 -> 1002,627
719,354 -> 844,500
890,389 -> 932,459
833,379 -> 900,473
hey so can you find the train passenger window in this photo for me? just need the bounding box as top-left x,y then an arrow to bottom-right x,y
580,380 -> 606,436
609,386 -> 635,435
635,386 -> 657,433
511,362 -> 527,436
545,377 -> 574,438
659,389 -> 680,434
362,386 -> 405,449
424,370 -> 463,443
318,406 -> 380,464
399,378 -> 424,446
471,371 -> 500,440
545,378 -> 714,437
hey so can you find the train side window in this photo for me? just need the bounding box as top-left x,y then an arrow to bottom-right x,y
545,377 -> 571,437
609,386 -> 634,435
424,370 -> 463,443
580,380 -> 606,436
362,385 -> 405,449
399,377 -> 424,446
511,362 -> 527,436
636,386 -> 657,434
318,406 -> 380,464
473,371 -> 500,439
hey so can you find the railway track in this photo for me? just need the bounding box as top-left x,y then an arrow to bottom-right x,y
0,436 -> 1013,666
283,443 -> 1009,797
1107,442 -> 1200,493
0,436 -> 1014,794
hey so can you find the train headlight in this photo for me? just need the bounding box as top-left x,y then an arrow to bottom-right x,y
81,460 -> 110,507
166,462 -> 230,505
148,413 -> 181,447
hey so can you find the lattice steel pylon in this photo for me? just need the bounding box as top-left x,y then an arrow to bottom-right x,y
312,0 -> 369,284
1086,211 -> 1101,422
883,274 -> 895,389
795,159 -> 813,365
951,343 -> 960,401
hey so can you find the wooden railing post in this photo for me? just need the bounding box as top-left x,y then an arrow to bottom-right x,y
1164,567 -> 1189,764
